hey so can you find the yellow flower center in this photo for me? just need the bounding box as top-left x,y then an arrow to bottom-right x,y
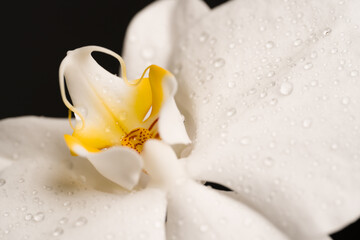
121,119 -> 160,153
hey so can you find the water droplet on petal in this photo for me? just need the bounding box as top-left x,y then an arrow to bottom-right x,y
33,212 -> 45,222
350,70 -> 358,77
0,179 -> 6,187
310,51 -> 318,59
226,108 -> 237,117
310,80 -> 318,86
293,39 -> 303,46
119,111 -> 128,121
267,71 -> 275,78
177,220 -> 184,226
52,227 -> 64,237
141,47 -> 155,60
279,82 -> 294,96
240,137 -> 251,145
200,224 -> 209,232
227,81 -> 236,88
12,153 -> 19,160
74,217 -> 88,227
331,143 -> 339,150
154,221 -> 162,228
59,217 -> 68,225
24,213 -> 33,221
322,27 -> 332,36
228,42 -> 236,49
214,58 -> 226,68
206,73 -> 214,81
269,98 -> 278,105
303,62 -> 313,70
265,41 -> 275,49
259,91 -> 267,98
199,32 -> 209,42
264,157 -> 274,167
302,119 -> 312,128
77,107 -> 88,117
341,97 -> 351,105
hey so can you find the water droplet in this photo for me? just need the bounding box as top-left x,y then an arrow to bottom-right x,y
209,37 -> 217,45
302,119 -> 312,128
12,153 -> 19,160
0,178 -> 6,187
74,217 -> 88,227
213,58 -> 225,68
199,32 -> 209,42
331,143 -> 339,150
18,178 -> 25,183
119,111 -> 127,121
350,70 -> 358,77
77,106 -> 88,117
226,108 -> 237,117
141,47 -> 154,60
265,41 -> 275,49
293,39 -> 303,46
52,227 -> 64,237
200,224 -> 208,232
248,88 -> 257,95
310,80 -> 318,87
154,221 -> 162,228
264,157 -> 274,167
177,220 -> 184,226
240,137 -> 251,145
269,98 -> 278,106
341,97 -> 351,105
310,51 -> 318,59
322,27 -> 332,36
43,185 -> 53,191
259,91 -> 267,98
279,82 -> 294,96
206,73 -> 214,81
33,212 -> 45,222
59,217 -> 68,225
227,81 -> 236,88
303,62 -> 313,70
267,71 -> 275,78
24,213 -> 33,221
228,42 -> 236,49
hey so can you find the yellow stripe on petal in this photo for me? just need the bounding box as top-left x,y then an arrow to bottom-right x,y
148,65 -> 168,119
64,134 -> 100,156
132,77 -> 152,122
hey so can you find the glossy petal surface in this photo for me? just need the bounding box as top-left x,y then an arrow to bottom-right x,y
167,0 -> 360,238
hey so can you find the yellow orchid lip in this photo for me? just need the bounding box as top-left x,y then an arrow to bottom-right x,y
59,46 -> 172,154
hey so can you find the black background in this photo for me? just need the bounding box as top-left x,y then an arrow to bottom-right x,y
0,0 -> 358,238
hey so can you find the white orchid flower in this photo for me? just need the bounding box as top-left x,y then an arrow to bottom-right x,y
1,1 -> 360,240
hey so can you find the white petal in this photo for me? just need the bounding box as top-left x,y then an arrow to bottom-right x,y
158,74 -> 191,145
172,0 -> 360,238
122,0 -> 209,79
0,117 -> 167,239
166,180 -> 288,240
0,116 -> 71,169
141,139 -> 188,190
72,146 -> 143,190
